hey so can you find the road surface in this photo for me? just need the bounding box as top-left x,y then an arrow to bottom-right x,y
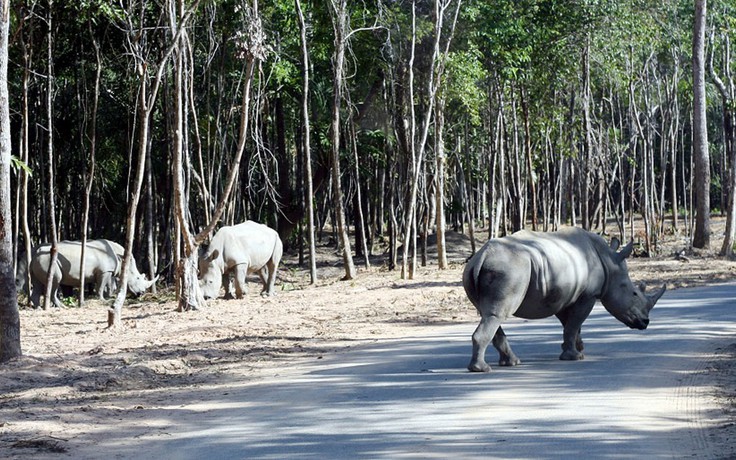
77,284 -> 736,459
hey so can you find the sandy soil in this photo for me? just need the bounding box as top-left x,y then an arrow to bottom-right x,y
1,220 -> 735,458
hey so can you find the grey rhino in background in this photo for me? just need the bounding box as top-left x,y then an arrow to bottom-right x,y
463,227 -> 666,372
199,221 -> 283,299
23,239 -> 157,308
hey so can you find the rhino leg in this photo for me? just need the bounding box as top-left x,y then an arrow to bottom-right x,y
555,309 -> 584,353
263,240 -> 282,297
30,276 -> 43,309
95,272 -> 112,300
48,275 -> 64,309
469,314 -> 504,372
222,273 -> 236,300
232,264 -> 249,299
262,257 -> 279,297
558,297 -> 596,361
492,326 -> 521,366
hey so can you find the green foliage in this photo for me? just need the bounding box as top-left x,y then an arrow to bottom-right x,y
10,156 -> 31,177
445,47 -> 487,125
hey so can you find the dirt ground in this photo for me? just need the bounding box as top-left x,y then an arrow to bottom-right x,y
2,220 -> 736,458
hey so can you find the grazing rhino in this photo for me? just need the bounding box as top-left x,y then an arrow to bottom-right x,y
463,228 -> 666,372
199,221 -> 283,299
26,239 -> 157,308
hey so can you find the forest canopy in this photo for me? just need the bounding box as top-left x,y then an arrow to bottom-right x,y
6,0 -> 736,295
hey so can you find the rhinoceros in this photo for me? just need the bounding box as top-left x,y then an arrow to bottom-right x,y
463,228 -> 666,372
199,221 -> 283,299
26,239 -> 157,308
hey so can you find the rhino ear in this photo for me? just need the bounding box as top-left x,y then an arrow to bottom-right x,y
610,237 -> 621,251
616,241 -> 634,261
206,249 -> 219,262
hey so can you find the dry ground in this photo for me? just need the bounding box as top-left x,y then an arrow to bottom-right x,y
2,220 -> 736,457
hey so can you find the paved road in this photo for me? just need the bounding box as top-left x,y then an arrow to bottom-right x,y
85,284 -> 736,459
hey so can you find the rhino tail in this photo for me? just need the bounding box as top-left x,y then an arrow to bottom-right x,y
463,249 -> 487,307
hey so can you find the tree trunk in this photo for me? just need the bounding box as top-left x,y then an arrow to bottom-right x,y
172,7 -> 203,312
692,0 -> 711,249
43,1 -> 58,310
295,0 -> 317,284
710,31 -> 736,255
521,87 -> 537,231
79,24 -> 101,307
328,0 -> 356,280
19,16 -> 32,299
0,0 -> 21,362
434,97 -> 448,268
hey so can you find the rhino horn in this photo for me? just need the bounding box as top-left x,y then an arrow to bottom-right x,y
144,275 -> 159,290
646,284 -> 666,311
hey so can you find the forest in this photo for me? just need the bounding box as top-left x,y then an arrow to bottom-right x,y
0,0 -> 734,333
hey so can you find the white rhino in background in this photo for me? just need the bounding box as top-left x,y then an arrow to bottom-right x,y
198,221 -> 283,299
24,239 -> 157,308
463,228 -> 666,372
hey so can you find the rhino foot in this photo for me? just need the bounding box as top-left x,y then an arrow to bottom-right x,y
468,361 -> 491,373
559,350 -> 584,361
498,356 -> 521,367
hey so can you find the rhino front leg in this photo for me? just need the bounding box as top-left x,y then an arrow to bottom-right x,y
468,314 -> 503,372
555,309 -> 584,353
558,297 -> 595,361
492,326 -> 521,366
232,264 -> 249,299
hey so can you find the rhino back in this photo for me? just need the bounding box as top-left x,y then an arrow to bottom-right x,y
472,229 -> 607,319
218,221 -> 279,271
31,241 -> 118,286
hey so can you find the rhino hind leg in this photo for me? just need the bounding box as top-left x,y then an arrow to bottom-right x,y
30,276 -> 43,309
261,259 -> 278,297
493,326 -> 521,367
468,315 -> 504,372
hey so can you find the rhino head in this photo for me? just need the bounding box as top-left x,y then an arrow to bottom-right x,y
600,238 -> 666,330
124,257 -> 158,296
127,272 -> 158,296
198,248 -> 223,300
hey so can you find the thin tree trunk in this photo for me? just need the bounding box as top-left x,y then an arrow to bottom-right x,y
295,0 -> 317,284
43,1 -> 58,310
328,0 -> 356,280
19,17 -> 32,299
710,31 -> 736,255
79,23 -> 101,307
434,97 -> 448,268
521,87 -> 537,231
0,0 -> 21,362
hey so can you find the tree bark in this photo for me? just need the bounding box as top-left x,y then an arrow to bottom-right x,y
692,0 -> 711,249
295,0 -> 317,284
328,0 -> 356,280
79,23 -> 101,307
0,0 -> 21,361
434,97 -> 448,269
43,0 -> 58,310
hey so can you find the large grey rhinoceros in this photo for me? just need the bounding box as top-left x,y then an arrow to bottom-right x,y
26,239 -> 157,308
198,221 -> 283,299
463,228 -> 666,372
